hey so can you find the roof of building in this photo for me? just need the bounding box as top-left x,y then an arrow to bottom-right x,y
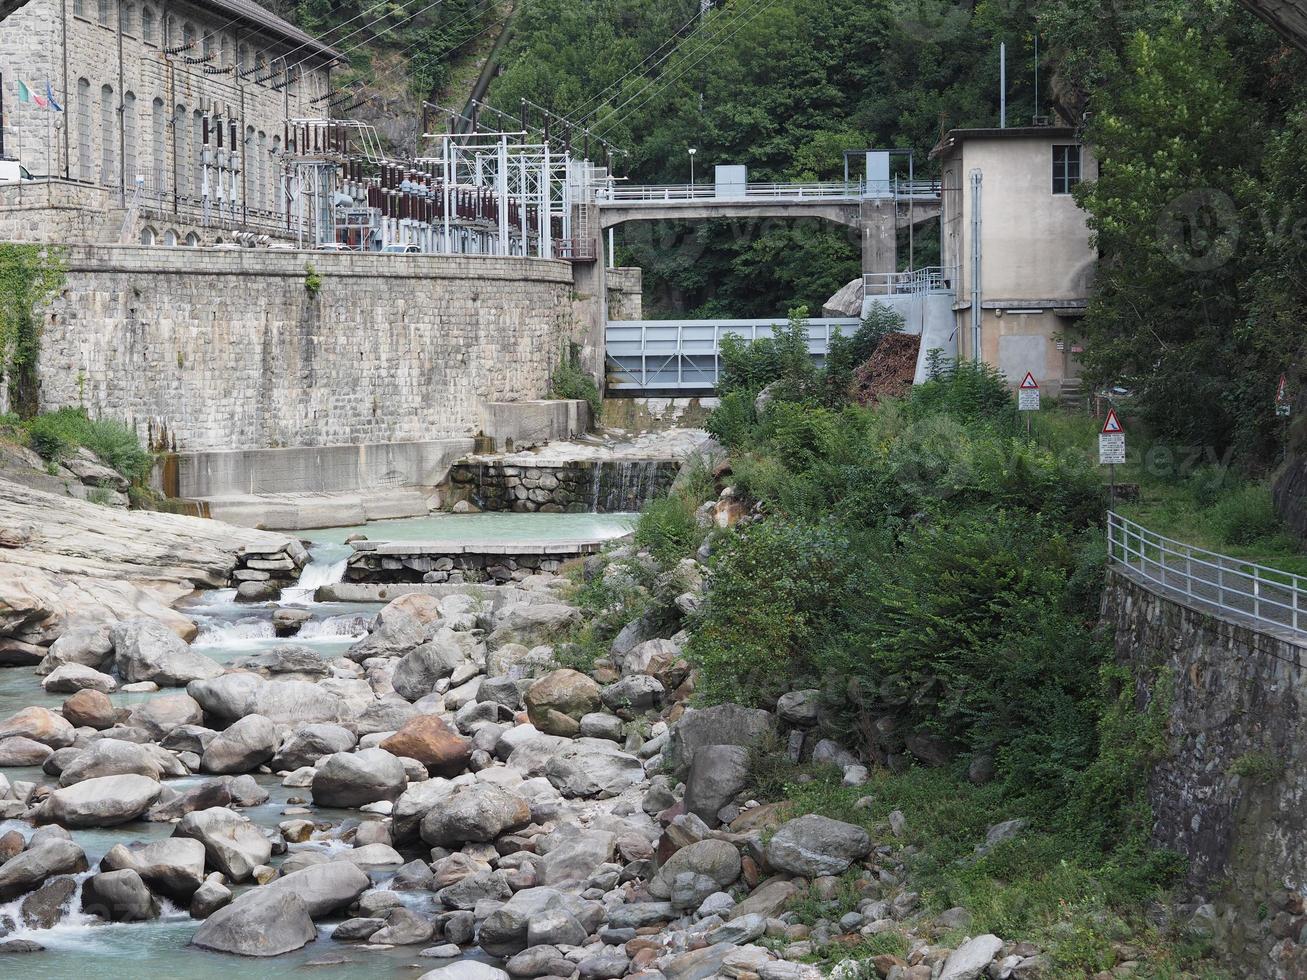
930,126 -> 1079,160
205,0 -> 341,62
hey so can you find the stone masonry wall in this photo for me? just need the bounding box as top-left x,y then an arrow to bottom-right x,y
448,459 -> 679,513
1102,568 -> 1307,975
34,246 -> 579,451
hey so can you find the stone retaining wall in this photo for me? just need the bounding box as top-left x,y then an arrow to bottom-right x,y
448,459 -> 679,513
345,541 -> 603,586
33,246 -> 580,451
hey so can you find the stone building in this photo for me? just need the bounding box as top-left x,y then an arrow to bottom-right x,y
0,0 -> 338,243
931,127 -> 1098,399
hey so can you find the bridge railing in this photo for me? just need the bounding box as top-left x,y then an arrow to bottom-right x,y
864,266 -> 957,296
1107,511 -> 1307,636
595,179 -> 943,204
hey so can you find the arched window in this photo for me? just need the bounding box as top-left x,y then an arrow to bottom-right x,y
99,84 -> 115,186
163,228 -> 178,246
184,231 -> 199,246
121,2 -> 135,35
97,0 -> 110,26
256,130 -> 267,210
192,109 -> 203,196
253,51 -> 266,83
77,78 -> 92,180
123,91 -> 137,186
140,226 -> 156,245
175,103 -> 188,198
244,125 -> 255,209
182,22 -> 196,51
272,135 -> 281,214
237,43 -> 247,73
141,5 -> 155,44
151,97 -> 165,191
165,14 -> 176,46
221,37 -> 233,69
202,33 -> 213,61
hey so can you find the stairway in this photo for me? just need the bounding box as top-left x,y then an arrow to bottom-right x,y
1059,378 -> 1088,412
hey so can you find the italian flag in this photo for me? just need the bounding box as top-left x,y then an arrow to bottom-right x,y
16,80 -> 47,108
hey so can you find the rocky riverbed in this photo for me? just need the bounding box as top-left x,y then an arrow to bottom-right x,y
0,475 -> 1059,980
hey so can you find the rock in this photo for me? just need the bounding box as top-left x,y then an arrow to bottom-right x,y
605,902 -> 676,929
904,732 -> 955,768
62,689 -> 117,729
190,887 -> 317,956
19,874 -> 78,928
938,934 -> 1004,980
190,873 -> 232,917
111,617 -> 223,686
664,704 -> 772,777
356,698 -> 421,736
36,773 -> 162,827
488,603 -> 581,650
235,644 -> 330,679
478,886 -> 602,958
545,740 -> 644,799
810,739 -> 859,769
42,663 -> 118,694
967,753 -> 996,786
487,643 -> 555,678
249,680 -> 348,726
707,912 -> 766,945
81,869 -> 160,921
173,807 -> 272,882
524,669 -> 601,736
539,828 -> 617,886
437,869 -> 512,909
0,705 -> 75,747
729,879 -> 800,921
187,673 -> 265,723
337,842 -> 404,866
263,861 -> 371,918
649,839 -> 741,903
272,723 -> 357,770
578,947 -> 630,980
420,963 -> 510,980
100,837 -> 207,900
393,639 -> 470,700
842,764 -> 868,786
420,782 -> 531,846
43,619 -> 113,672
129,694 -> 204,739
579,712 -> 624,741
661,943 -> 737,980
0,735 -> 52,765
369,906 -> 434,945
348,593 -> 445,661
271,607 -> 312,637
976,818 -> 1027,856
60,738 -> 167,786
527,908 -> 589,947
0,839 -> 88,901
312,749 -> 407,808
0,940 -> 45,953
776,690 -> 820,727
683,744 -> 749,825
506,945 -> 570,977
380,715 -> 473,777
333,917 -> 386,942
601,674 -> 665,716
766,814 -> 871,878
201,714 -> 277,774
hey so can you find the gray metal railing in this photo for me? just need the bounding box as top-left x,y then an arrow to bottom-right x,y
595,179 -> 942,205
1107,511 -> 1306,636
863,266 -> 956,296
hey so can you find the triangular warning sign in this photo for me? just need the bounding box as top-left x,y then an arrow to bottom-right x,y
1277,374 -> 1288,404
1101,408 -> 1124,434
1019,372 -> 1039,390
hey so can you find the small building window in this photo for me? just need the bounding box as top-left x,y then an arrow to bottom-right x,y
73,0 -> 85,17
121,2 -> 134,35
1053,144 -> 1082,195
141,5 -> 155,43
140,225 -> 156,245
97,0 -> 110,26
182,22 -> 196,50
164,228 -> 178,246
184,232 -> 199,246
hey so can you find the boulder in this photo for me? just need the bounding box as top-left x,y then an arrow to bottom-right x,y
0,705 -> 75,748
190,887 -> 317,956
272,723 -> 357,770
939,934 -> 1005,980
0,839 -> 89,901
58,739 -> 163,785
235,643 -> 329,678
100,837 -> 207,900
348,593 -> 445,661
369,906 -> 434,945
187,673 -> 264,723
190,873 -> 232,918
312,749 -> 407,808
0,735 -> 52,765
683,744 -> 749,824
544,740 -> 644,799
249,680 -> 348,726
478,886 -> 602,958
664,703 -> 773,777
81,869 -> 160,921
765,814 -> 871,878
380,715 -> 473,777
392,639 -> 469,701
201,714 -> 277,774
62,689 -> 117,729
648,839 -> 741,903
173,807 -> 272,882
488,603 -> 581,650
391,779 -> 458,843
487,642 -> 555,678
419,782 -> 531,847
539,828 -> 617,886
42,619 -> 113,672
421,963 -> 510,980
262,861 -> 371,918
129,694 -> 204,739
776,690 -> 820,727
111,617 -> 223,686
525,669 -> 601,736
617,636 -> 680,676
355,698 -> 421,736
36,773 -> 162,827
601,674 -> 665,716
42,663 -> 118,694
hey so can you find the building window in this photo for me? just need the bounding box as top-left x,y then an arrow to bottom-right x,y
99,83 -> 115,186
182,21 -> 196,50
121,2 -> 134,35
97,0 -> 110,26
152,97 -> 165,190
141,5 -> 154,43
192,109 -> 203,196
1053,144 -> 1082,195
184,231 -> 199,246
77,78 -> 92,180
164,228 -> 178,245
237,43 -> 248,72
140,225 -> 156,245
175,103 -> 188,197
123,91 -> 137,185
73,0 -> 85,17
257,131 -> 267,210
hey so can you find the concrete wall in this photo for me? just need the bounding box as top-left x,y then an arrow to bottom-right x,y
1103,568 -> 1307,975
35,246 -> 579,451
606,266 -> 643,321
858,292 -> 957,384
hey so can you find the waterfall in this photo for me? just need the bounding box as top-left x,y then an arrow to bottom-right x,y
587,459 -> 671,512
279,543 -> 352,604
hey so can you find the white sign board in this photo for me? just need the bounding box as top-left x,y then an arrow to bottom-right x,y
1277,404 -> 1292,418
1019,389 -> 1040,411
1099,433 -> 1126,465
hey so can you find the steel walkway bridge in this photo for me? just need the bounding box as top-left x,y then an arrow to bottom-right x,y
605,316 -> 861,394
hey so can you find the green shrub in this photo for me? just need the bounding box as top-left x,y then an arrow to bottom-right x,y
22,407 -> 151,483
705,390 -> 757,449
1210,484 -> 1282,545
549,343 -> 601,420
824,302 -> 905,407
717,307 -> 821,402
908,358 -> 1015,427
633,494 -> 702,565
25,410 -> 79,461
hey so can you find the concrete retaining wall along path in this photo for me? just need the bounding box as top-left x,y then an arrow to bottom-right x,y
35,246 -> 580,452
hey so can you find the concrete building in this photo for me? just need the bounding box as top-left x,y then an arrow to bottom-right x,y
932,126 -> 1098,398
0,0 -> 338,243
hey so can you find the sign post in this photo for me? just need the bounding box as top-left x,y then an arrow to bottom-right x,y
1099,408 -> 1126,507
1276,374 -> 1291,418
1018,372 -> 1039,436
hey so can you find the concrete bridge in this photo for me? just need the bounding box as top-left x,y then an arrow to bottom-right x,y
594,179 -> 943,280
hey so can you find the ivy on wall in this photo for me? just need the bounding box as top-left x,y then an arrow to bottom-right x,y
0,244 -> 66,417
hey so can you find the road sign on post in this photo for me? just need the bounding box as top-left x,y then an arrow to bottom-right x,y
1018,372 -> 1040,411
1099,408 -> 1125,506
1277,374 -> 1291,418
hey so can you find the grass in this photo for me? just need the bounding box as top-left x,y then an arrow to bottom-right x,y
0,407 -> 152,484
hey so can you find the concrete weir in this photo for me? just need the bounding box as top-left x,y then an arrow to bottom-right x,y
345,538 -> 607,585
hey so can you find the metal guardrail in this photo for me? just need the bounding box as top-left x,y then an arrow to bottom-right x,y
595,179 -> 942,204
605,317 -> 860,392
1107,511 -> 1307,636
864,266 -> 956,296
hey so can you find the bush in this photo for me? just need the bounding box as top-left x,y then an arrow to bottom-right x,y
824,302 -> 905,407
22,408 -> 151,483
549,343 -> 601,420
908,358 -> 1014,427
717,307 -> 821,403
633,494 -> 702,565
705,389 -> 757,449
1210,484 -> 1282,545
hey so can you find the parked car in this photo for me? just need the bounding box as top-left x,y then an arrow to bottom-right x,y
0,159 -> 34,184
316,242 -> 354,252
381,243 -> 421,253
